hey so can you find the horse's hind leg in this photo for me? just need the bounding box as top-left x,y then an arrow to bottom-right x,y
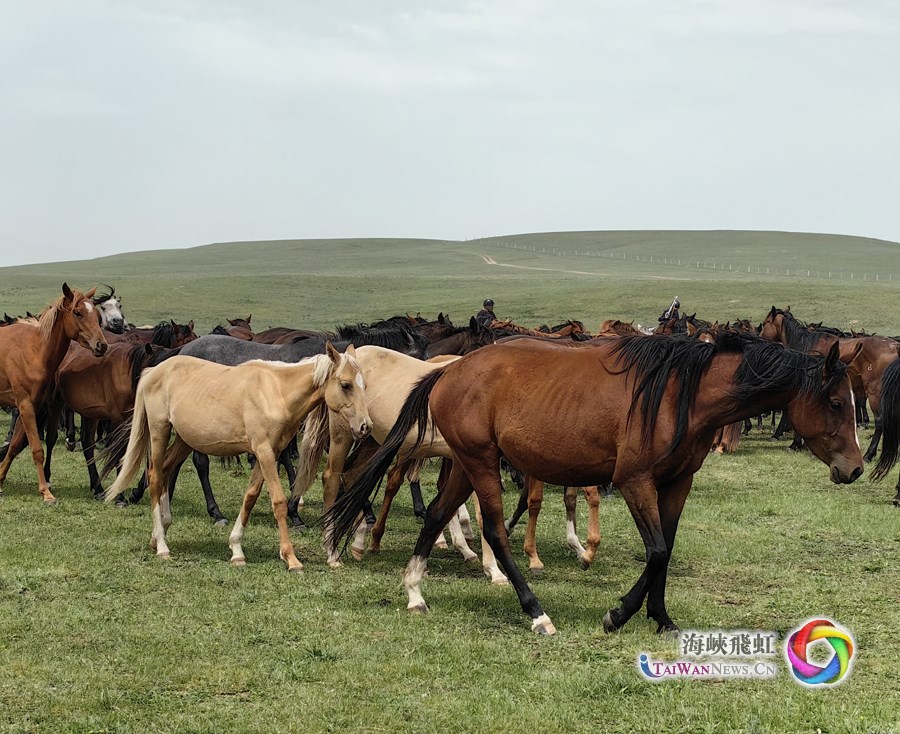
370,458 -> 410,554
564,486 -> 586,559
229,462 -> 264,566
404,460 -> 475,613
147,426 -> 173,558
79,418 -> 104,498
522,477 -> 545,574
190,451 -> 227,525
0,415 -> 29,492
893,472 -> 900,508
65,407 -> 77,451
473,493 -> 508,585
42,400 -> 64,490
579,486 -> 601,570
504,478 -> 529,534
457,501 -> 474,541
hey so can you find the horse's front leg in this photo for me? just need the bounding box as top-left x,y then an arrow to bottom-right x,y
522,476 -> 545,574
190,451 -> 227,526
256,445 -> 302,572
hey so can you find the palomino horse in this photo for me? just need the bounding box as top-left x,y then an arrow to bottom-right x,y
328,333 -> 863,635
103,345 -> 371,571
872,358 -> 900,506
294,346 -> 500,576
125,323 -> 428,522
0,284 -> 108,504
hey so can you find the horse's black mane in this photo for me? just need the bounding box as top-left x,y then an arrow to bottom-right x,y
150,321 -> 178,348
92,284 -> 117,306
771,308 -> 837,351
612,332 -> 845,458
335,321 -> 429,356
210,325 -> 230,336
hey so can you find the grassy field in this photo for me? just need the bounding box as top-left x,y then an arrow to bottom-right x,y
1,231 -> 899,733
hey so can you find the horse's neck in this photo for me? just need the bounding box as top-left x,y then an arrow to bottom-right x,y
693,354 -> 798,432
274,364 -> 324,418
40,320 -> 74,377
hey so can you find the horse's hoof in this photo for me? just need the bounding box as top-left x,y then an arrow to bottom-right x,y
350,546 -> 365,562
531,614 -> 557,636
368,546 -> 381,554
214,518 -> 228,527
65,441 -> 76,452
462,554 -> 478,564
578,556 -> 591,571
289,519 -> 306,531
287,564 -> 304,574
657,624 -> 680,639
328,560 -> 343,569
43,498 -> 58,507
231,558 -> 246,567
529,566 -> 544,576
434,539 -> 448,549
158,552 -> 171,560
490,575 -> 510,587
408,602 -> 429,615
602,611 -> 620,633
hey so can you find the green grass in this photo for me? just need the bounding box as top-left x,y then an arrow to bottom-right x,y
1,231 -> 900,733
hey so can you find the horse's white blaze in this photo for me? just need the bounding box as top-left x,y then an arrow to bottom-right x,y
404,555 -> 428,610
84,301 -> 94,313
849,390 -> 861,449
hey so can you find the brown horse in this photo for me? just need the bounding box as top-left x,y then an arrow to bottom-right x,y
329,333 -> 863,635
41,342 -> 163,499
0,284 -> 108,504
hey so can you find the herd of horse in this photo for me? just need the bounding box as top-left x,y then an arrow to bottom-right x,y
1,283 -> 899,636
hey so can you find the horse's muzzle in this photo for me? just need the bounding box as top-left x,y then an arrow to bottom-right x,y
830,464 -> 863,484
352,421 -> 371,440
108,319 -> 125,334
93,342 -> 109,357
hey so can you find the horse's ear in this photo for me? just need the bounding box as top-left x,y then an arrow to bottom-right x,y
785,305 -> 791,313
469,316 -> 478,332
840,342 -> 864,367
345,344 -> 357,358
246,315 -> 251,324
768,306 -> 776,318
823,340 -> 840,377
84,287 -> 97,300
188,320 -> 194,331
62,282 -> 74,301
325,341 -> 340,364
438,313 -> 445,324
144,343 -> 153,355
170,319 -> 177,327
686,322 -> 697,336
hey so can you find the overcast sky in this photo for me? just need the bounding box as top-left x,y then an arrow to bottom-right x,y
1,0 -> 898,266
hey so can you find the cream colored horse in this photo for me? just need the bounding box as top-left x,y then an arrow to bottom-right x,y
295,345 -> 507,581
104,344 -> 370,571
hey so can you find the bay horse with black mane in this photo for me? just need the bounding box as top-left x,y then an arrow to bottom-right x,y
0,284 -> 108,504
328,332 -> 863,635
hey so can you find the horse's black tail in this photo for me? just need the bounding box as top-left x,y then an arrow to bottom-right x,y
325,368 -> 446,555
872,358 -> 900,481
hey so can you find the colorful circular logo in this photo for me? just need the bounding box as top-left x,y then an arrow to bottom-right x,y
785,619 -> 855,686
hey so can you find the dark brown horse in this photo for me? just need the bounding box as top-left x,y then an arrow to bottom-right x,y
871,358 -> 900,506
41,342 -> 162,499
329,333 -> 863,635
106,320 -> 197,348
0,284 -> 108,504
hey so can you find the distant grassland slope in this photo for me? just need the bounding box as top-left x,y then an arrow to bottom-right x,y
1,231 -> 897,334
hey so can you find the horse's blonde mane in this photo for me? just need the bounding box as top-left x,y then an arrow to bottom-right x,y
247,351 -> 359,388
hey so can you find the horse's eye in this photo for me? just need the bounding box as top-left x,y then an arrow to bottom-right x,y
830,400 -> 842,411
74,310 -> 82,318
341,382 -> 352,390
